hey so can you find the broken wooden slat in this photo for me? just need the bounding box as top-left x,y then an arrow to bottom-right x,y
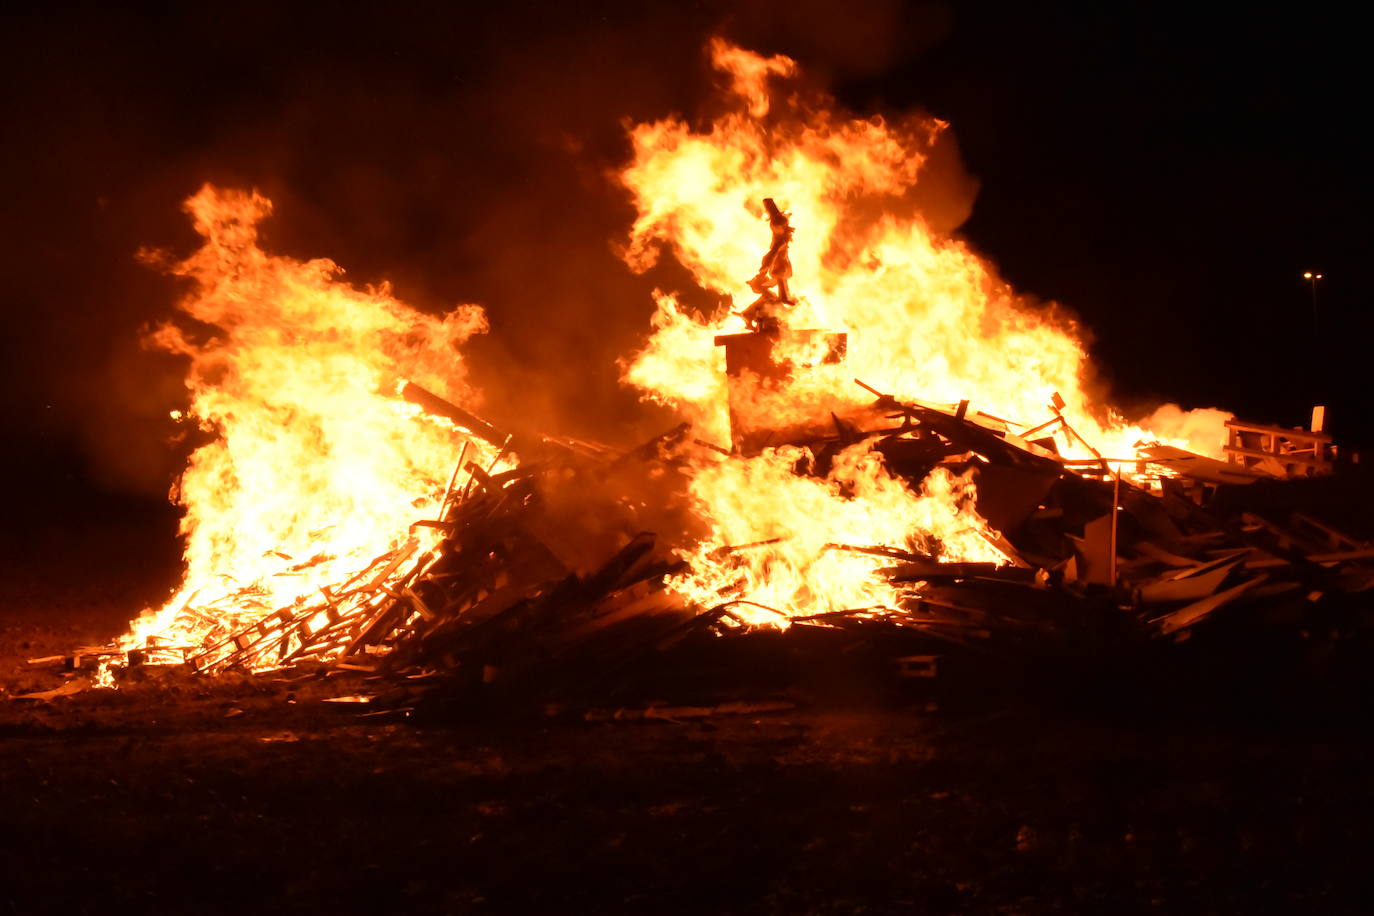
1139,558 -> 1241,604
1152,573 -> 1269,634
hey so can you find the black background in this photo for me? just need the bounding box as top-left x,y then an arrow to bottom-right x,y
2,0 -> 1367,522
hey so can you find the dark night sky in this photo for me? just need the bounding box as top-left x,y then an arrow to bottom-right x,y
1,0 -> 1368,520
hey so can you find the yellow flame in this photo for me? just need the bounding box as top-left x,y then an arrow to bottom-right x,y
671,445 -> 1004,624
618,40 -> 1230,617
123,43 -> 1238,654
124,185 -> 495,658
622,40 -> 1228,459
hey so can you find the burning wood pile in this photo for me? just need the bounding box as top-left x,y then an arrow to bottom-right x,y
53,368 -> 1374,708
27,41 -> 1374,709
157,391 -> 706,695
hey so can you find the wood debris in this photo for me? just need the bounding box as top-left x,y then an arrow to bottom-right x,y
63,199 -> 1374,706
64,373 -> 1371,712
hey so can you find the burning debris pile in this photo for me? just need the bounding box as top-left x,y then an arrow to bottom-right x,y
127,383 -> 709,695
28,41 -> 1374,709
53,356 -> 1374,708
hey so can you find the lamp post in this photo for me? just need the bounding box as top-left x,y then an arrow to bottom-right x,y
1304,271 -> 1326,409
1303,270 -> 1323,312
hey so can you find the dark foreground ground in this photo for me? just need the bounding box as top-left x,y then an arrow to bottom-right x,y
4,514 -> 1374,914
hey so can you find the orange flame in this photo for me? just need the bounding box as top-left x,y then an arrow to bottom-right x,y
669,446 -> 1004,625
124,186 -> 497,659
622,40 -> 1229,458
618,40 -> 1230,619
122,42 -> 1238,656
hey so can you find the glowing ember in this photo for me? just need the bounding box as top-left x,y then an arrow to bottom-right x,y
123,186 -> 500,664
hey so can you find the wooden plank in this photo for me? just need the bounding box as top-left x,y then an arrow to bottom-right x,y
1222,445 -> 1330,468
1139,558 -> 1240,604
399,381 -> 508,447
1153,573 -> 1269,634
1224,418 -> 1332,443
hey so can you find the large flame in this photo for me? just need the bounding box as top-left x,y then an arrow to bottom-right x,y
618,40 -> 1230,622
623,39 -> 1228,456
121,42 -> 1236,657
124,186 -> 496,658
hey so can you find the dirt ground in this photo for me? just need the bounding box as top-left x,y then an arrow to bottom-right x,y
4,516 -> 1374,914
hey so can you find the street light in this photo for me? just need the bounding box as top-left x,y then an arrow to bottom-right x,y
1304,271 -> 1326,405
1303,270 -> 1324,312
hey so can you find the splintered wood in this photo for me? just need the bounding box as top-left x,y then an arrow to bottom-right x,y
104,390 -> 700,695
73,377 -> 1374,699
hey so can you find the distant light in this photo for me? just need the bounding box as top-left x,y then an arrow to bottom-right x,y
1304,272 -> 1312,279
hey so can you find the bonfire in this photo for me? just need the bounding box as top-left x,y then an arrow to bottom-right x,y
38,41 -> 1362,704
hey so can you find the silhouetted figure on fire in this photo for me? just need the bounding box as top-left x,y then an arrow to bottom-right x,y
741,197 -> 795,333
